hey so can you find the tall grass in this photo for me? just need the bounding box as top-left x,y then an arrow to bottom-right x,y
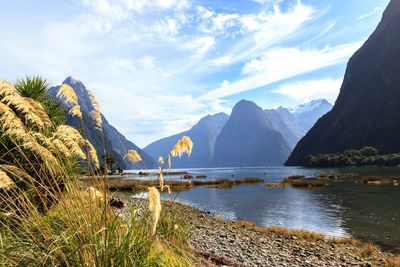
0,78 -> 193,266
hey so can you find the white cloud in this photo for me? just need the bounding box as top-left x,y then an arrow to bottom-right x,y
0,0 -> 372,147
152,18 -> 181,39
200,41 -> 363,100
358,7 -> 382,20
252,0 -> 283,5
83,0 -> 190,17
182,36 -> 215,58
272,78 -> 343,103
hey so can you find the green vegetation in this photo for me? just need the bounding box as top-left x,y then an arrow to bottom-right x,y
0,78 -> 194,266
305,146 -> 400,167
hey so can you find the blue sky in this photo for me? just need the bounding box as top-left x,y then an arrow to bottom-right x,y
0,0 -> 389,147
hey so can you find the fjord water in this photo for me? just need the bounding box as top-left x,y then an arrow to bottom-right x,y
127,166 -> 400,251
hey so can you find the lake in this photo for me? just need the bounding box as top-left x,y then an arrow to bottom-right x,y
124,166 -> 400,252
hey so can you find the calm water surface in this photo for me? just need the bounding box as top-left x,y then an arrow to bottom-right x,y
124,166 -> 400,251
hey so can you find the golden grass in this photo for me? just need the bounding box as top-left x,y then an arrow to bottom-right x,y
359,176 -> 391,184
289,179 -> 326,188
123,149 -> 142,163
171,136 -> 193,158
0,77 -> 194,266
0,169 -> 15,189
265,183 -> 288,188
88,90 -> 102,131
148,186 -> 161,235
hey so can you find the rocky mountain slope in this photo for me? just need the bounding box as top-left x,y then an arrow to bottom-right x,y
286,0 -> 400,165
144,113 -> 229,168
48,77 -> 157,170
213,100 -> 291,167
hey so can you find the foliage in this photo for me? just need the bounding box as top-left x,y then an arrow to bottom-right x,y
305,146 -> 400,167
14,75 -> 66,127
0,77 -> 193,266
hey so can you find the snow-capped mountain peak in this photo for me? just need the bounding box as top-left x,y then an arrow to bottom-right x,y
289,99 -> 331,114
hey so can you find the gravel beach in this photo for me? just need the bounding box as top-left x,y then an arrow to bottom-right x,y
124,198 -> 385,266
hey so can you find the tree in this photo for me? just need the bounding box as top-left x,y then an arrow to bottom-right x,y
360,146 -> 379,156
103,155 -> 117,174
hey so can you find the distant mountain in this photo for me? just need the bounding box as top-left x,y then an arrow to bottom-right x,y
264,100 -> 332,149
286,0 -> 400,166
144,112 -> 229,168
48,77 -> 157,170
264,107 -> 305,148
213,100 -> 291,167
289,99 -> 333,132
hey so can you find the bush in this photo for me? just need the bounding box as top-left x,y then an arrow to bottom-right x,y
360,146 -> 379,156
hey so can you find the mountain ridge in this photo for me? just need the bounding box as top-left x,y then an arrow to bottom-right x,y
286,0 -> 400,165
48,77 -> 157,170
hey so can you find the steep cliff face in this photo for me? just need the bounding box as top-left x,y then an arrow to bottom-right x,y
286,0 -> 400,165
144,113 -> 229,168
49,77 -> 156,169
213,100 -> 291,167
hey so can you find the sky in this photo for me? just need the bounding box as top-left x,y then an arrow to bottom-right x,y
0,0 -> 390,147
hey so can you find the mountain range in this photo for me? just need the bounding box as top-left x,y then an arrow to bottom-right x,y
286,0 -> 400,166
145,99 -> 332,168
48,77 -> 157,170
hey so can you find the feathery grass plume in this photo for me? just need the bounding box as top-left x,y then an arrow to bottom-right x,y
56,83 -> 82,118
2,94 -> 46,128
86,140 -> 100,169
158,156 -> 164,164
170,136 -> 193,158
23,137 -> 61,176
88,90 -> 102,131
167,154 -> 171,169
0,78 -> 17,95
54,125 -> 86,159
0,165 -> 34,185
55,125 -> 83,143
159,167 -> 164,191
51,139 -> 72,157
148,186 -> 161,235
90,110 -> 102,131
32,132 -> 56,151
24,97 -> 52,127
123,150 -> 142,163
0,102 -> 27,140
0,169 -> 15,189
56,84 -> 78,105
68,105 -> 82,119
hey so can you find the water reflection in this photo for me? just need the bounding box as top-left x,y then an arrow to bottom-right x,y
126,166 -> 400,250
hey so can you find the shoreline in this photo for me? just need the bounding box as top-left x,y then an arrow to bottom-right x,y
125,198 -> 399,267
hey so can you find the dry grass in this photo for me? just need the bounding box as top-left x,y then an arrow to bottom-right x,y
359,176 -> 391,184
96,177 -> 265,194
287,175 -> 305,180
265,183 -> 288,188
289,179 -> 326,188
170,136 -> 193,158
316,173 -> 358,179
0,78 -> 194,266
123,150 -> 142,163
